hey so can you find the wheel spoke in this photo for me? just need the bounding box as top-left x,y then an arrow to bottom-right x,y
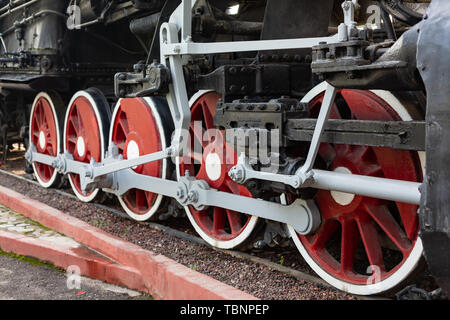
396,203 -> 419,241
36,103 -> 44,127
318,143 -> 337,164
118,115 -> 129,135
145,191 -> 156,208
70,117 -> 80,136
224,177 -> 240,194
212,207 -> 225,234
334,144 -> 351,158
75,105 -> 85,134
364,203 -> 412,253
201,102 -> 215,140
311,219 -> 338,250
340,218 -> 358,274
46,144 -> 54,156
370,147 -> 421,238
190,122 -> 207,149
187,150 -> 203,164
356,214 -> 385,272
67,136 -> 78,144
116,142 -> 126,151
349,145 -> 371,160
360,162 -> 383,176
135,189 -> 147,211
226,210 -> 242,235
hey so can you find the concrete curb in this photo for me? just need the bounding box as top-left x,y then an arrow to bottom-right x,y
0,185 -> 258,300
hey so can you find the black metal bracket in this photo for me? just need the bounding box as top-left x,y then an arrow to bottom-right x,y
115,62 -> 171,98
286,119 -> 425,151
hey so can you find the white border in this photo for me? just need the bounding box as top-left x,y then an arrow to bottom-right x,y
175,90 -> 259,250
29,92 -> 61,188
63,90 -> 105,202
109,97 -> 166,222
289,82 -> 425,295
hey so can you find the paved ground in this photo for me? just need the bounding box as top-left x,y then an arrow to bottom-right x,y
0,204 -> 150,300
0,254 -> 149,300
0,204 -> 81,248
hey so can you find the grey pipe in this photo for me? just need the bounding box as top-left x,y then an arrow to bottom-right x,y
311,169 -> 421,205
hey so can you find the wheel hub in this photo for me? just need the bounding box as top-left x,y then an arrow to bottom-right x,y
205,152 -> 222,181
330,167 -> 355,206
38,131 -> 46,151
76,136 -> 86,158
125,139 -> 141,170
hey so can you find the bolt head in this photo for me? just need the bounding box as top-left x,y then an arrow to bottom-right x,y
188,191 -> 198,203
176,187 -> 185,199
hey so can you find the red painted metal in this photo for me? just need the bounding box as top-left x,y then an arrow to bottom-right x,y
65,96 -> 102,198
30,96 -> 59,183
111,98 -> 162,215
297,89 -> 422,285
179,92 -> 253,241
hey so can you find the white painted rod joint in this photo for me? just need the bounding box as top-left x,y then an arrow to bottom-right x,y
311,169 -> 422,205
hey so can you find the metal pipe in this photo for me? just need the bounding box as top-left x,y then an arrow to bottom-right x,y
0,0 -> 30,14
0,0 -> 40,19
0,9 -> 68,35
311,169 -> 421,205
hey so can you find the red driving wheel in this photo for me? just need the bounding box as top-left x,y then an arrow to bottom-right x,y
29,92 -> 65,188
64,88 -> 111,202
110,97 -> 172,221
289,83 -> 425,295
177,91 -> 260,249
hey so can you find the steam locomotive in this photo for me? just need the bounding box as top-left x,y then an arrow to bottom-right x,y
0,0 -> 448,297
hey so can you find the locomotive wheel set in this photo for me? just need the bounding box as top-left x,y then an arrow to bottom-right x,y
0,0 -> 448,297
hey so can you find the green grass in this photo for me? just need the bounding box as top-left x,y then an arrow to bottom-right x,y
28,218 -> 53,231
278,254 -> 285,266
0,248 -> 65,273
